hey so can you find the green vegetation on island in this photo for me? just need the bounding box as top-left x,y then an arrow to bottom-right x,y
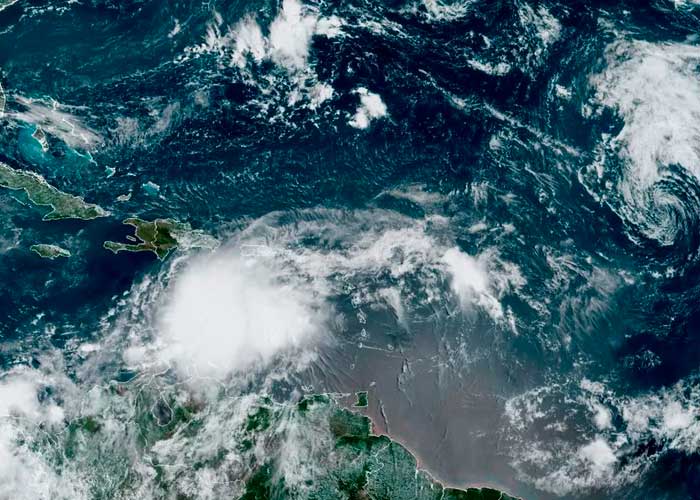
0,162 -> 110,220
30,244 -> 71,259
354,390 -> 369,407
104,217 -> 217,260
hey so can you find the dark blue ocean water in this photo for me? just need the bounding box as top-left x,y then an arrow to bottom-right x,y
2,1 -> 700,499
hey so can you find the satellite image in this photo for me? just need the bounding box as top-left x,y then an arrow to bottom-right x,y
0,0 -> 699,499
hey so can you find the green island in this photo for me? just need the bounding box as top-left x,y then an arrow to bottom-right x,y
104,217 -> 218,260
30,244 -> 71,259
0,162 -> 110,220
353,390 -> 369,407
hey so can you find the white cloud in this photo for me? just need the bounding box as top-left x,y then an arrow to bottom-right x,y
349,87 -> 387,129
579,437 -> 617,472
268,0 -> 319,71
0,369 -> 84,500
587,39 -> 700,246
9,96 -> 102,149
117,209 -> 522,385
157,251 -> 328,380
592,402 -> 612,430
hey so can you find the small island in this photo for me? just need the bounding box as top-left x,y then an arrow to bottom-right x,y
354,390 -> 369,407
0,162 -> 110,221
104,217 -> 217,260
32,126 -> 49,152
30,244 -> 71,259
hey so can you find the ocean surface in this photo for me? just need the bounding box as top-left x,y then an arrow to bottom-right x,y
1,0 -> 700,499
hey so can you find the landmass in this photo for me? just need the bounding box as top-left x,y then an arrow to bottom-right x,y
237,394 -> 520,500
354,390 -> 369,407
62,391 -> 520,500
104,217 -> 218,260
0,161 -> 110,220
32,126 -> 49,152
30,244 -> 71,259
